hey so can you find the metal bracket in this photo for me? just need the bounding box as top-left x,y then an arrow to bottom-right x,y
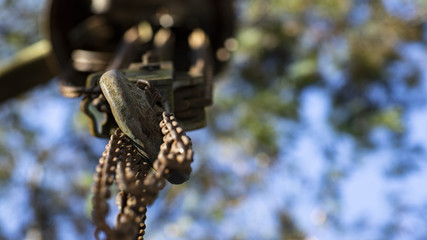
82,60 -> 208,139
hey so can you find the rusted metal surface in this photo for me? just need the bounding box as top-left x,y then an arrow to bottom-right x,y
79,61 -> 175,137
100,70 -> 163,161
91,64 -> 195,239
92,112 -> 193,240
173,72 -> 211,130
92,129 -> 150,240
80,59 -> 209,138
98,67 -> 191,184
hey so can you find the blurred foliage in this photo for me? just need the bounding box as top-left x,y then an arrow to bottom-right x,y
0,0 -> 41,58
208,0 -> 427,154
1,0 -> 427,239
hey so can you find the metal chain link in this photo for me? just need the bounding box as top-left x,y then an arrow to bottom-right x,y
91,81 -> 193,240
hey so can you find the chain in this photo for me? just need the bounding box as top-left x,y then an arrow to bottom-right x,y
136,79 -> 162,107
59,80 -> 102,99
91,81 -> 193,240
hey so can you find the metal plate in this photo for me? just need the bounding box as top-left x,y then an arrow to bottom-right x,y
99,70 -> 163,161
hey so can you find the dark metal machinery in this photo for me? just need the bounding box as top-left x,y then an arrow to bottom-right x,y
0,0 -> 235,239
44,0 -> 235,130
46,0 -> 234,83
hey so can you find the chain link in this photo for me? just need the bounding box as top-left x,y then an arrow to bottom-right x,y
91,80 -> 193,240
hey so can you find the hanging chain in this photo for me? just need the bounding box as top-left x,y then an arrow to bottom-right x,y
91,81 -> 193,240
